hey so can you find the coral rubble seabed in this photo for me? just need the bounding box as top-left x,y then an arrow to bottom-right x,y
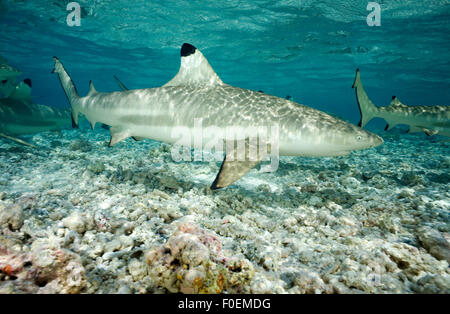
0,127 -> 449,293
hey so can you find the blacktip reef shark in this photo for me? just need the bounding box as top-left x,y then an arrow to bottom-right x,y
0,78 -> 72,147
52,43 -> 383,189
353,69 -> 450,137
0,55 -> 72,146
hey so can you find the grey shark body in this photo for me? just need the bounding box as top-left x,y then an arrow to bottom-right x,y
53,43 -> 383,189
353,69 -> 450,137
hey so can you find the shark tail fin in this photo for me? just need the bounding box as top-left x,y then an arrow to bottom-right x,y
352,69 -> 378,127
52,57 -> 80,128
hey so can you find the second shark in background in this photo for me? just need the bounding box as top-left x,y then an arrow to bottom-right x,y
353,69 -> 450,137
0,56 -> 72,146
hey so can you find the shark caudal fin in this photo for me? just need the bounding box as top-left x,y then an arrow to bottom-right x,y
352,69 -> 379,127
52,57 -> 80,128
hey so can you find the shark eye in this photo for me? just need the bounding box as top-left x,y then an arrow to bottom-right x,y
356,135 -> 362,141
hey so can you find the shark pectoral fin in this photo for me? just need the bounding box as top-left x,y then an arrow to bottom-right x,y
114,75 -> 129,91
211,138 -> 266,190
211,159 -> 260,190
109,126 -> 131,146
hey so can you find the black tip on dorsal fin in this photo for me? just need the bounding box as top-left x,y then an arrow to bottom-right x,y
384,124 -> 389,131
392,95 -> 396,100
23,78 -> 32,88
358,120 -> 362,127
181,43 -> 197,57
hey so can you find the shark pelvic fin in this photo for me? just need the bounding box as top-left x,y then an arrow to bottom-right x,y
114,75 -> 129,91
164,43 -> 224,87
407,125 -> 438,136
424,129 -> 438,136
109,126 -> 130,146
88,81 -> 97,96
211,138 -> 265,190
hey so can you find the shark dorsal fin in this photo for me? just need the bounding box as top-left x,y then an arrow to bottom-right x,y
8,80 -> 32,104
88,80 -> 97,96
389,96 -> 407,108
164,43 -> 224,87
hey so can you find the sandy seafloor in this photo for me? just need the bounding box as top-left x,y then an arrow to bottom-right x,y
0,123 -> 449,294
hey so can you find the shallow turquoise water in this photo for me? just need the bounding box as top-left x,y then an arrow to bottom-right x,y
1,0 -> 449,129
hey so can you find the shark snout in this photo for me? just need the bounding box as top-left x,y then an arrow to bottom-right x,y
362,130 -> 384,149
372,134 -> 384,147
